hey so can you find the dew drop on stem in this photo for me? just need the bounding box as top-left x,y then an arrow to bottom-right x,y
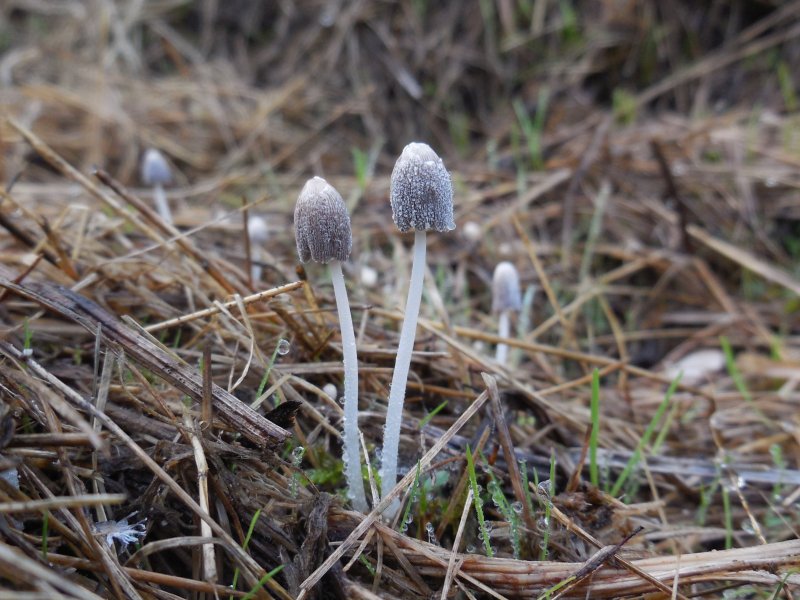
291,446 -> 305,466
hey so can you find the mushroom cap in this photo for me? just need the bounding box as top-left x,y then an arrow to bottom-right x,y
247,215 -> 269,243
492,261 -> 522,313
390,142 -> 454,233
294,176 -> 352,264
141,148 -> 172,186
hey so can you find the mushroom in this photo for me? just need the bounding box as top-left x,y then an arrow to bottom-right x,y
140,148 -> 173,225
294,176 -> 368,513
380,142 -> 454,511
492,261 -> 522,365
247,215 -> 269,284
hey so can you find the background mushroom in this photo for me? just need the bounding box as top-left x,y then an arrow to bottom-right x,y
140,148 -> 174,225
247,214 -> 269,285
379,142 -> 454,512
492,261 -> 522,366
294,176 -> 368,513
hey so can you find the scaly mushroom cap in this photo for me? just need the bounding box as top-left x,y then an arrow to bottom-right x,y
390,142 -> 454,233
492,261 -> 522,313
294,176 -> 352,264
140,148 -> 172,186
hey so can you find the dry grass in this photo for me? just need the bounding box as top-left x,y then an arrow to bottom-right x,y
0,1 -> 799,598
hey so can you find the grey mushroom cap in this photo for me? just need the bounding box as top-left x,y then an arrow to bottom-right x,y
294,176 -> 353,264
390,142 -> 454,233
141,148 -> 172,186
247,215 -> 269,243
492,261 -> 522,313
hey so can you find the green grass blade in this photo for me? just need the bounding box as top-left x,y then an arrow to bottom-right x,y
418,400 -> 448,429
610,372 -> 682,497
539,451 -> 556,560
242,564 -> 285,600
398,461 -> 422,533
722,484 -> 733,550
466,444 -> 493,557
720,335 -> 771,425
589,368 -> 600,487
229,509 -> 263,599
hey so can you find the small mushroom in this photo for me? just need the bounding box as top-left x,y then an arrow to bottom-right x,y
380,142 -> 454,513
294,176 -> 368,513
247,215 -> 269,284
492,261 -> 522,365
140,148 -> 173,225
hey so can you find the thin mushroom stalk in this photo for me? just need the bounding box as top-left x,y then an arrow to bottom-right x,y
497,309 -> 511,365
294,177 -> 368,513
152,183 -> 171,224
247,215 -> 269,285
328,259 -> 363,504
492,261 -> 522,366
380,228 -> 426,514
380,143 -> 454,516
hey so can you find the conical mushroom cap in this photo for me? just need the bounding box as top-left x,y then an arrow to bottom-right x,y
140,148 -> 172,186
390,142 -> 454,233
294,176 -> 352,264
492,261 -> 522,313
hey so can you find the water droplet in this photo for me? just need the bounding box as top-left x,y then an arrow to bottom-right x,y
511,501 -> 523,514
277,339 -> 291,355
765,177 -> 778,187
466,544 -> 476,553
405,513 -> 413,524
291,446 -> 305,466
741,520 -> 755,535
736,476 -> 746,489
425,522 -> 434,533
537,480 -> 551,497
484,522 -> 493,533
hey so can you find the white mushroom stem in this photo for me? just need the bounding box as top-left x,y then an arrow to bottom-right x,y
496,309 -> 511,365
380,229 -> 426,514
152,183 -> 173,225
251,248 -> 264,284
330,260 -> 368,513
